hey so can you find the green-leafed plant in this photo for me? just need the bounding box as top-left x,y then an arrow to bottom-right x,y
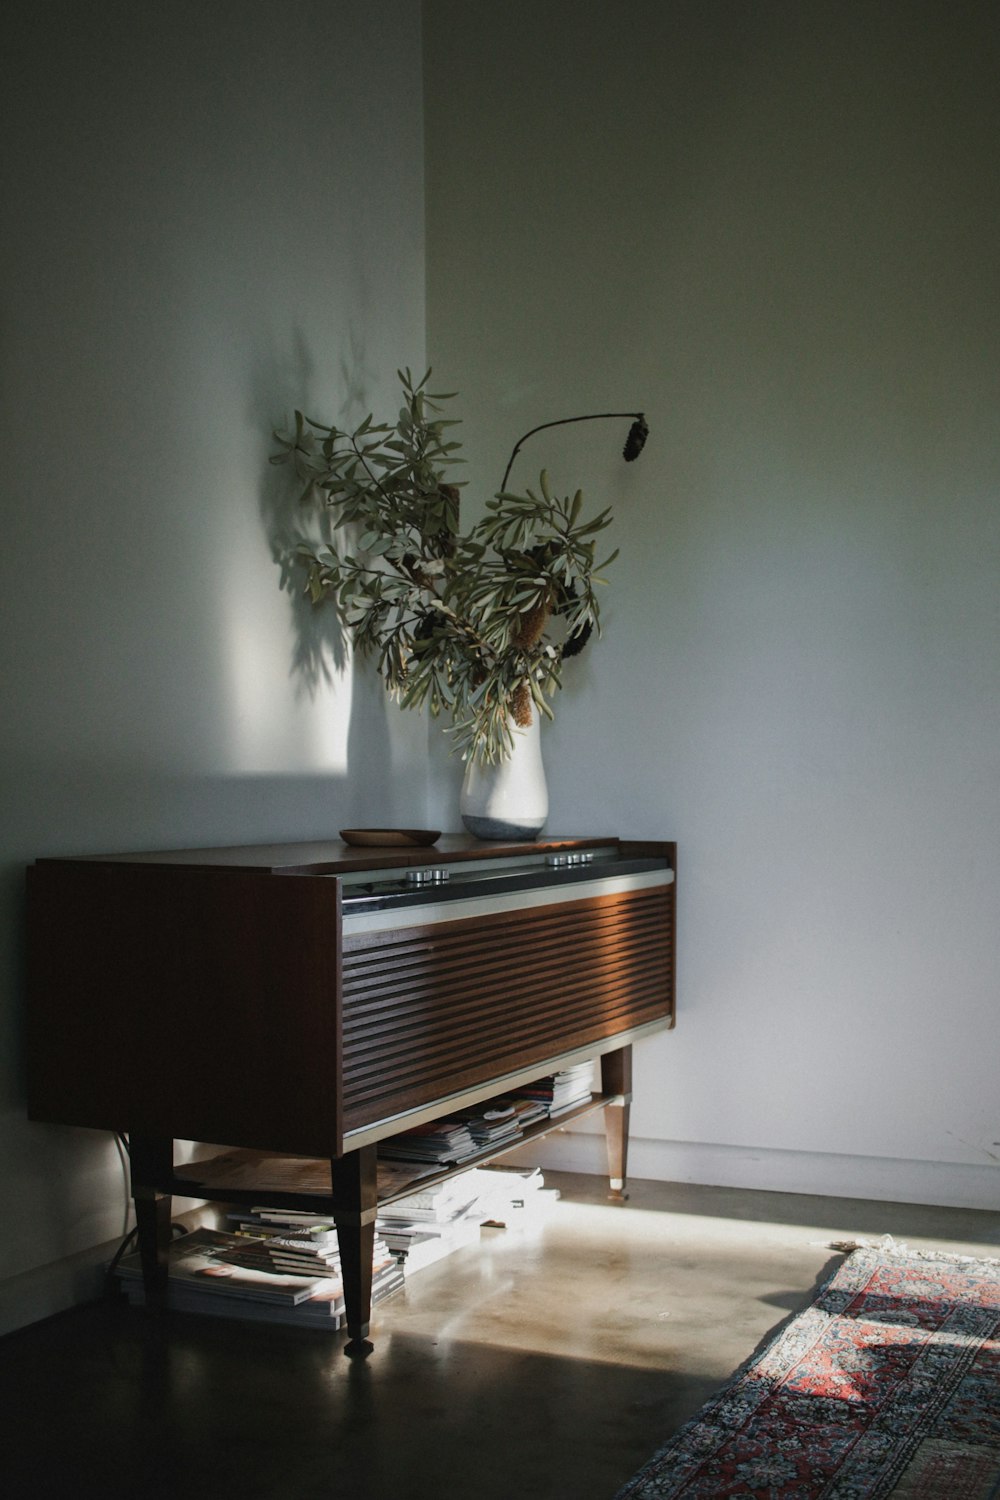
270,369 -> 647,763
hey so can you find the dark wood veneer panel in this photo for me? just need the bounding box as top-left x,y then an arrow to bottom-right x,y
26,863 -> 343,1157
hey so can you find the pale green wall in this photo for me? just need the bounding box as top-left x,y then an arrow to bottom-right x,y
0,0 -> 426,1328
3,0 -> 998,1337
424,0 -> 1000,1200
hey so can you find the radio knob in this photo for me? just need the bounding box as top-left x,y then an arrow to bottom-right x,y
405,867 -> 450,885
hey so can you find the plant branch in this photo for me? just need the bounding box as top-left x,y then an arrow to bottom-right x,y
349,433 -> 396,508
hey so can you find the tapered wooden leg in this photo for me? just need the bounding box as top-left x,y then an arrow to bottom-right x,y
129,1134 -> 174,1304
601,1046 -> 633,1201
331,1145 -> 378,1357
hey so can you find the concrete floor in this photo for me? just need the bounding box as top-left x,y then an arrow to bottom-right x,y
2,1171 -> 997,1500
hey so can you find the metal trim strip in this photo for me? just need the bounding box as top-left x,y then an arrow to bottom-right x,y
341,866 -> 674,936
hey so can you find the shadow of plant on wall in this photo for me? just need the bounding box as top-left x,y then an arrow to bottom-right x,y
253,329 -> 382,699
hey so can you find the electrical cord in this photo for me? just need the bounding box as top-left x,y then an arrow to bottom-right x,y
105,1226 -> 139,1282
114,1132 -> 132,1240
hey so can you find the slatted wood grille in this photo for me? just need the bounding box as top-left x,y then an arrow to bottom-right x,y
340,885 -> 674,1132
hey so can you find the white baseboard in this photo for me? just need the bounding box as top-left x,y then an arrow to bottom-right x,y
0,1204 -> 212,1339
0,1241 -> 114,1339
514,1132 -> 1000,1212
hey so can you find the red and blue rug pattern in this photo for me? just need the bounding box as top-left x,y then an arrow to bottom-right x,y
615,1244 -> 1000,1499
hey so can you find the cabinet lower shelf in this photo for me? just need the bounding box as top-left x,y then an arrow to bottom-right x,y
168,1091 -> 620,1213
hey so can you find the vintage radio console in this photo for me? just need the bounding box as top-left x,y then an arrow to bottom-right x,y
26,833 -> 676,1352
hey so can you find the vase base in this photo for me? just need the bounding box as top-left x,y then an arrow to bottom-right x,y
461,813 -> 545,841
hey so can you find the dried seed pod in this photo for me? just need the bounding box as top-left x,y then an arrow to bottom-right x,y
513,598 -> 550,650
512,682 -> 533,727
561,621 -> 593,659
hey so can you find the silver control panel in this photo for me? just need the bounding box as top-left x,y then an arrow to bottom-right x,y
338,845 -> 672,934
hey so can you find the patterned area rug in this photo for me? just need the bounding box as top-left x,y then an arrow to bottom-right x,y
615,1243 -> 1000,1499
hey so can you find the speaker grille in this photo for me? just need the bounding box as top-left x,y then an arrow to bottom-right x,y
340,885 -> 674,1131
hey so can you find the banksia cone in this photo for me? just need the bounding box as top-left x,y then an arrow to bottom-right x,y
561,621 -> 593,659
512,682 -> 533,727
512,597 -> 550,650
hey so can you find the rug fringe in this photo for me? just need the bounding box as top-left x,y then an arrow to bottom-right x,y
822,1234 -> 1000,1266
824,1233 -> 907,1253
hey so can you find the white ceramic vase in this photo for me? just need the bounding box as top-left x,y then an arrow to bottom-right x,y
460,714 -> 549,840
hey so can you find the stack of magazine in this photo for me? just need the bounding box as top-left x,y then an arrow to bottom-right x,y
377,1118 -> 479,1167
450,1099 -> 523,1149
376,1164 -> 559,1275
115,1214 -> 403,1331
376,1173 -> 486,1276
448,1094 -> 551,1147
113,1062 -> 592,1328
374,1066 -> 587,1178
506,1061 -> 595,1116
115,1163 -> 561,1327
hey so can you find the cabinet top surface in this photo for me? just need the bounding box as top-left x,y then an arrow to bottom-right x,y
35,833 -> 644,877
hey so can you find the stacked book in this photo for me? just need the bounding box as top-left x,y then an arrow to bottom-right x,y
375,1085 -> 556,1177
115,1218 -> 403,1331
226,1207 -> 340,1267
507,1061 -> 595,1117
377,1118 -> 479,1167
377,1172 -> 486,1276
450,1099 -> 525,1149
228,1205 -> 404,1305
376,1163 -> 561,1275
491,1095 -> 550,1132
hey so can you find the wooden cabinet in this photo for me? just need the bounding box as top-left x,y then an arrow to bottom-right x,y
26,834 -> 676,1352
